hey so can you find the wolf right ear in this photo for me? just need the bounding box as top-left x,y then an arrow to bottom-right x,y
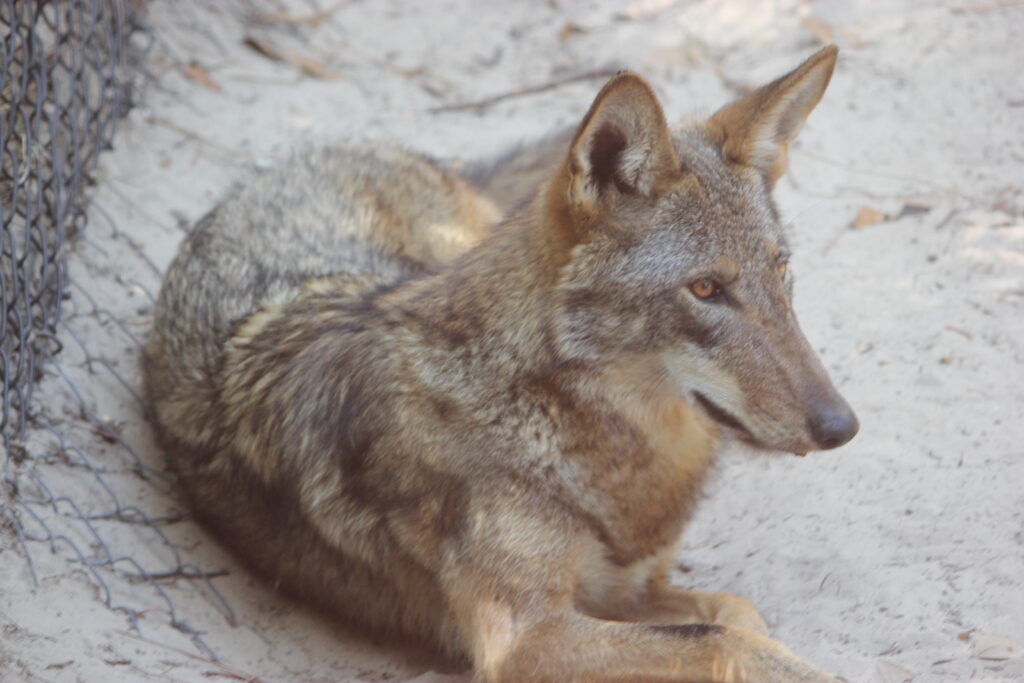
709,45 -> 838,187
562,72 -> 680,216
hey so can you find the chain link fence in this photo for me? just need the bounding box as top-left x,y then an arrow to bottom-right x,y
1,0 -> 235,663
2,0 -> 136,444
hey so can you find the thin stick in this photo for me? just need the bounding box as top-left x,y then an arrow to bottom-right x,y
119,632 -> 265,683
429,69 -> 620,114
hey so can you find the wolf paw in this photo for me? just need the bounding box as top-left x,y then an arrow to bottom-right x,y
708,593 -> 770,636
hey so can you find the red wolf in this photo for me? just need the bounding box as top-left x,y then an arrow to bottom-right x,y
145,45 -> 856,681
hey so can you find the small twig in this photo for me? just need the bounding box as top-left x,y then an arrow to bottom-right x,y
934,209 -> 959,231
102,184 -> 177,234
945,325 -> 974,341
429,68 -> 621,114
182,61 -> 223,92
120,632 -> 265,682
126,568 -> 229,583
793,148 -> 949,193
242,36 -> 339,80
821,227 -> 848,256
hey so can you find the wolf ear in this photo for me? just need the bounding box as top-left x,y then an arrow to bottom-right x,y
564,72 -> 680,214
709,45 -> 838,187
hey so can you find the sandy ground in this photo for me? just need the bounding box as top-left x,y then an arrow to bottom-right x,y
1,1 -> 1022,681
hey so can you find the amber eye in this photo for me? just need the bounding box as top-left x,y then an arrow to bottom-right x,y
690,278 -> 719,300
777,262 -> 788,279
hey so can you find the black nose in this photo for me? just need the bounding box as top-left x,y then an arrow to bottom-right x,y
808,404 -> 859,450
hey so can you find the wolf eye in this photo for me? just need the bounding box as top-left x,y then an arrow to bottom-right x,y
690,278 -> 720,300
777,262 -> 788,279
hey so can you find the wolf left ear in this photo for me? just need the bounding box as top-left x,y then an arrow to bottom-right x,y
709,45 -> 838,187
564,72 -> 680,215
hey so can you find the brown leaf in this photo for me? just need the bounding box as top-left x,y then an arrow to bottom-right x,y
558,22 -> 585,43
852,206 -> 886,228
182,61 -> 222,92
802,16 -> 835,44
253,1 -> 346,28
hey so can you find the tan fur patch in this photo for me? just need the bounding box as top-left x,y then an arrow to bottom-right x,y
604,355 -> 719,483
230,301 -> 287,345
473,600 -> 521,681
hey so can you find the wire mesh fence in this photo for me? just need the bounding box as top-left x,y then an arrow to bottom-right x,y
1,0 -> 236,663
2,0 -> 137,446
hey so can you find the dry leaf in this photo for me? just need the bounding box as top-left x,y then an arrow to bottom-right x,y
182,61 -> 222,92
254,1 -> 345,28
873,660 -> 914,683
972,633 -> 1024,660
802,16 -> 835,44
558,22 -> 584,43
852,206 -> 886,228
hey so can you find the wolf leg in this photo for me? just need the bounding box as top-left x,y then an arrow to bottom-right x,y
444,509 -> 830,682
626,585 -> 771,636
469,611 -> 833,683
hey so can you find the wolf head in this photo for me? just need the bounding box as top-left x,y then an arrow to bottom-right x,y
547,46 -> 858,455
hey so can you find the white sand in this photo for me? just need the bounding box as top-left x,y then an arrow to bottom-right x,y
2,1 -> 1022,681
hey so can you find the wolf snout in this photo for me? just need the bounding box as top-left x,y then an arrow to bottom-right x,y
807,402 -> 859,450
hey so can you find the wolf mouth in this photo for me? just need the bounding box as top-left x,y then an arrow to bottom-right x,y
693,391 -> 754,441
